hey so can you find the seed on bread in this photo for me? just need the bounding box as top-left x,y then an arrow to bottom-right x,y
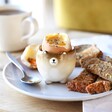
80,57 -> 112,82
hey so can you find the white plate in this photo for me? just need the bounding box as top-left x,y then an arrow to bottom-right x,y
3,58 -> 112,101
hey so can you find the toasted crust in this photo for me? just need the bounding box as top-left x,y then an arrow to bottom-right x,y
75,44 -> 103,67
86,78 -> 111,94
80,57 -> 112,82
66,69 -> 97,93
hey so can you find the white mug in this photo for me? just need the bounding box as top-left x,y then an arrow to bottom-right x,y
0,5 -> 38,52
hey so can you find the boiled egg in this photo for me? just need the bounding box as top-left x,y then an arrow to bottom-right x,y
21,44 -> 39,69
42,33 -> 72,54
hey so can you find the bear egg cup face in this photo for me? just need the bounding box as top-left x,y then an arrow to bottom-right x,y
36,46 -> 76,84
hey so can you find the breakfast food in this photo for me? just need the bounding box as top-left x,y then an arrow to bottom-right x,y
37,45 -> 76,84
20,32 -> 112,95
21,44 -> 39,69
80,57 -> 112,82
67,69 -> 112,94
67,54 -> 112,94
66,69 -> 98,93
42,33 -> 72,54
36,33 -> 76,84
86,78 -> 111,94
75,44 -> 103,66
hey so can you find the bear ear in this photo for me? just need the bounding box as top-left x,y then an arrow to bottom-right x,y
43,50 -> 47,54
72,46 -> 74,50
38,48 -> 47,55
63,52 -> 66,54
59,52 -> 67,60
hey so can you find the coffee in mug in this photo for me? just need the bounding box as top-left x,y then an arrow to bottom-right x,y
0,10 -> 25,15
0,5 -> 38,52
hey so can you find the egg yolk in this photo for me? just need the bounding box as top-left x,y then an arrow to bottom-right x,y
46,34 -> 66,46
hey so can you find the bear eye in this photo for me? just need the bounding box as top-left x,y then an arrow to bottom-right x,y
49,57 -> 58,66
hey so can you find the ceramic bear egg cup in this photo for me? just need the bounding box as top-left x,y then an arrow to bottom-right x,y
36,46 -> 76,84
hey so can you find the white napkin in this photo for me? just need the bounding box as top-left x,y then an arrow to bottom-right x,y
83,94 -> 112,112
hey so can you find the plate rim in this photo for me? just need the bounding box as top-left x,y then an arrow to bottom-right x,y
3,61 -> 112,101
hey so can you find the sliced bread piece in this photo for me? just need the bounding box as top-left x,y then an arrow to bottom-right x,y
66,69 -> 97,93
80,57 -> 112,82
75,44 -> 103,66
86,77 -> 111,94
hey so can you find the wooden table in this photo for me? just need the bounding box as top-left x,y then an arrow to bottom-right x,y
0,52 -> 82,112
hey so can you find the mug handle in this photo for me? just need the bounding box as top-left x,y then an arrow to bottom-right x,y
21,17 -> 38,40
